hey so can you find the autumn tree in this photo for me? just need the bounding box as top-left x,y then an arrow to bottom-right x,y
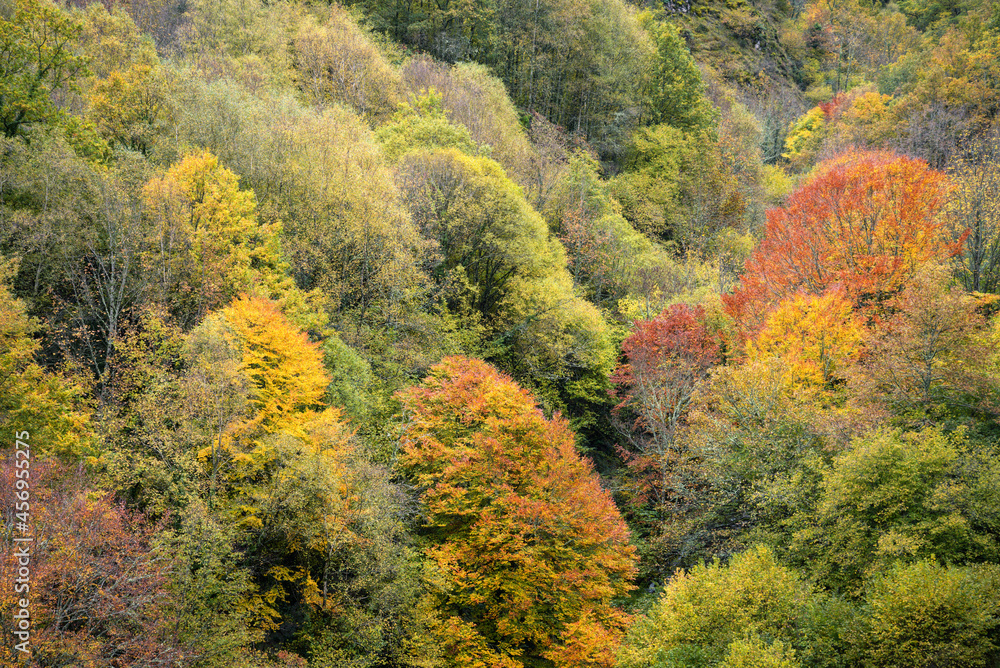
166,87 -> 426,325
0,261 -> 90,457
947,134 -> 1000,293
89,62 -> 174,155
187,294 -> 332,481
0,458 -> 186,666
852,263 -> 998,425
292,5 -> 401,121
725,150 -> 958,332
618,545 -> 848,668
0,0 -> 87,139
612,304 -> 721,505
400,58 -> 538,193
398,357 -> 637,668
746,288 -> 864,394
787,426 -> 1000,596
860,560 -> 1000,668
142,150 -> 283,326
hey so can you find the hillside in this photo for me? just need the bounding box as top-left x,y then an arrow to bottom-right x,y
1,0 -> 1000,665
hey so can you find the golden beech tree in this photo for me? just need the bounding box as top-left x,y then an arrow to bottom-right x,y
398,357 -> 636,668
143,151 -> 283,326
220,293 -> 329,438
746,288 -> 864,394
189,293 -> 335,481
725,150 -> 961,333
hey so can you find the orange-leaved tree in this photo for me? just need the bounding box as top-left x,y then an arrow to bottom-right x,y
398,357 -> 636,668
725,150 -> 960,332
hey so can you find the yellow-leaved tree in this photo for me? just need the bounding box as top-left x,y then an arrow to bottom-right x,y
0,261 -> 91,457
143,150 -> 284,326
746,288 -> 864,395
189,293 -> 335,479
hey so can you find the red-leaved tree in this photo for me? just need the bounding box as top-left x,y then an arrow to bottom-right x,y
611,304 -> 721,506
0,456 -> 184,667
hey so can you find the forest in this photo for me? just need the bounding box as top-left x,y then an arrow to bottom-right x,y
1,0 -> 1000,664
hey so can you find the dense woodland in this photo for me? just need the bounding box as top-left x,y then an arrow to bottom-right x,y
1,0 -> 1000,664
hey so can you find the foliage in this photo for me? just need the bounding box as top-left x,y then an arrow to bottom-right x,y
166,81 -> 427,329
0,260 -> 91,457
5,0 -> 1000,663
89,63 -> 174,156
725,150 -> 958,332
947,134 -> 1000,293
860,559 -> 1000,668
0,0 -> 87,139
218,294 -> 330,439
0,458 -> 185,666
617,545 -> 842,668
852,262 -> 998,425
611,121 -> 750,251
376,91 -> 482,162
400,58 -> 538,193
789,426 -> 1000,595
642,16 -> 720,133
544,151 -> 667,313
293,5 -> 402,121
612,304 -> 721,503
396,147 -> 617,427
142,150 -> 283,326
348,0 -> 655,158
746,288 -> 863,394
782,106 -> 826,171
398,356 -> 637,668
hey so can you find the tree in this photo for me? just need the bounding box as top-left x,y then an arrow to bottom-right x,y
946,133 -> 1000,293
853,263 -> 998,425
641,16 -> 719,133
142,150 -> 283,326
0,0 -> 87,139
400,58 -> 537,193
218,294 -> 330,440
0,260 -> 90,457
725,150 -> 959,332
617,545 -> 846,668
610,123 -> 748,249
292,6 -> 401,121
746,288 -> 864,394
789,426 -> 1000,595
346,0 -> 654,158
397,148 -> 554,317
0,458 -> 186,666
89,62 -> 173,155
611,304 -> 720,507
860,559 -> 1000,668
376,91 -> 482,163
396,147 -> 617,426
398,356 -> 637,668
